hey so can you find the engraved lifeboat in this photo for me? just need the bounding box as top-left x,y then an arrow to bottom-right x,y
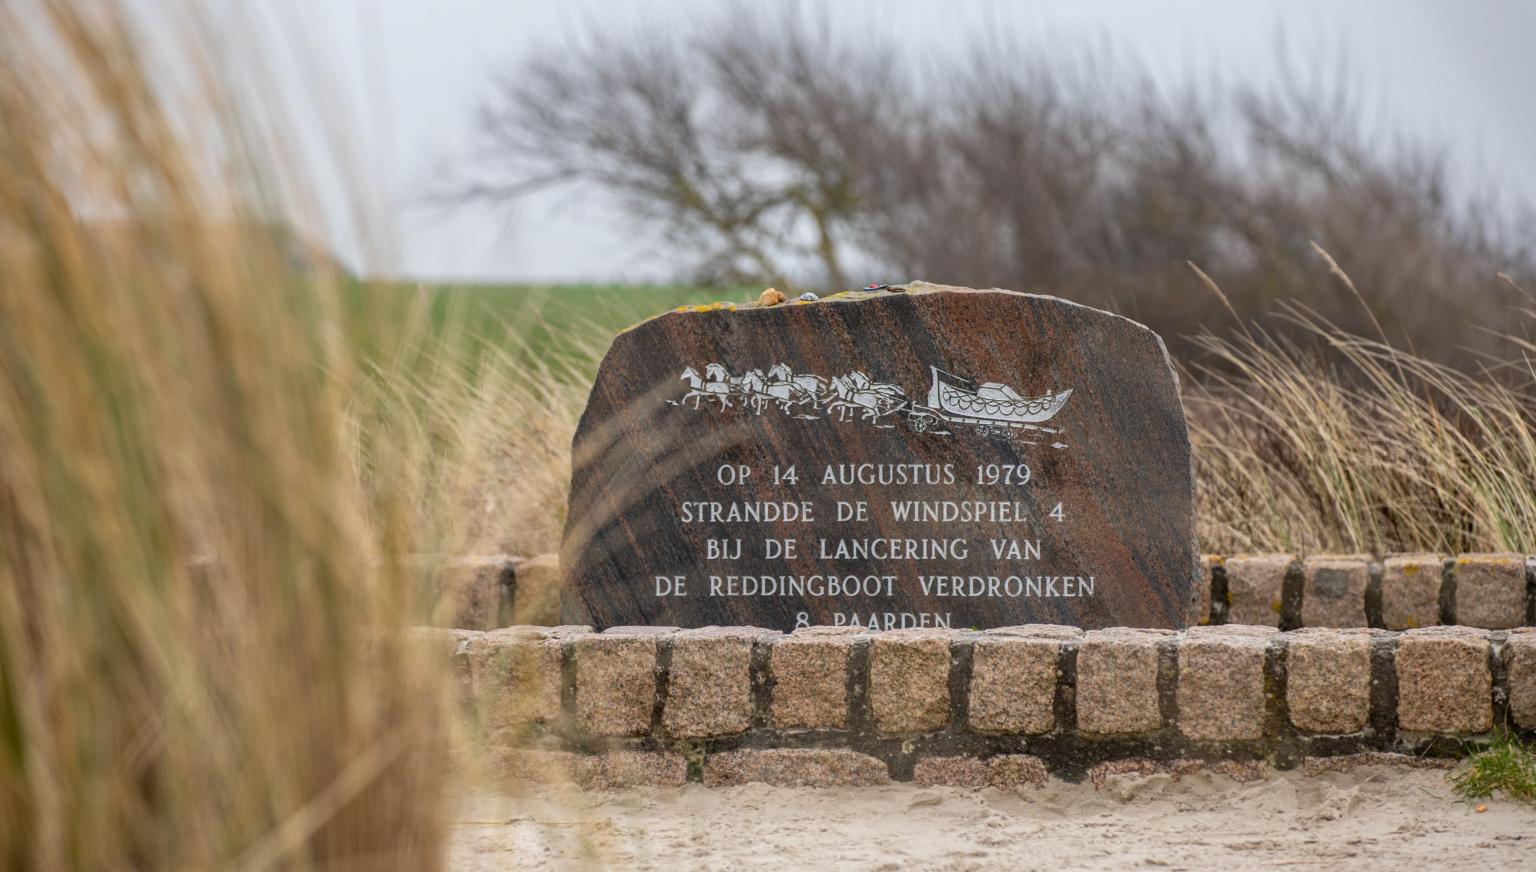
924,367 -> 1071,425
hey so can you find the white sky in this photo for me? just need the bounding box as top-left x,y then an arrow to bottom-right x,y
251,0 -> 1536,283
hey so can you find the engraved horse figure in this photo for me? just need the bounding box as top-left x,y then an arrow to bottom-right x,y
826,371 -> 906,422
735,368 -> 773,414
764,363 -> 824,414
680,365 -> 731,410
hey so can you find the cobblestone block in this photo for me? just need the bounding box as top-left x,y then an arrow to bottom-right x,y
1076,628 -> 1170,735
869,629 -> 955,733
1224,555 -> 1293,627
1395,627 -> 1492,734
1286,628 -> 1373,734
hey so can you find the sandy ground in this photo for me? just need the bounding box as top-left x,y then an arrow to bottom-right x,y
447,766 -> 1534,871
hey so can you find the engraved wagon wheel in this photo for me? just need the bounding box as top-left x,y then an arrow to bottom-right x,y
984,424 -> 1018,442
907,410 -> 935,433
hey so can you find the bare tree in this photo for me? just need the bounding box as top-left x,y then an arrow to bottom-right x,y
456,10 -> 901,289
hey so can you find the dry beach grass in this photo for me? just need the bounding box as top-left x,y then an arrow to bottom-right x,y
1187,289 -> 1536,555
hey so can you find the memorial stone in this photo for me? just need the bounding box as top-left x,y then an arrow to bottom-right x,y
560,282 -> 1197,631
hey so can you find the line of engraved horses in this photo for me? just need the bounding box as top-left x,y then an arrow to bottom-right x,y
678,363 -> 903,422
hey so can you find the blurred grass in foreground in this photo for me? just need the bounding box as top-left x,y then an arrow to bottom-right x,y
0,2 -> 497,868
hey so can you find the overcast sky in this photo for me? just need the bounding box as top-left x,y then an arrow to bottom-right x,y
259,0 -> 1536,283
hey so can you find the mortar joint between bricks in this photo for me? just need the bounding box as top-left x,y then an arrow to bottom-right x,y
1525,556 -> 1536,627
1210,561 -> 1230,625
1155,636 -> 1180,730
1367,632 -> 1399,749
650,634 -> 673,740
845,636 -> 875,744
1489,631 -> 1512,728
558,636 -> 580,745
948,634 -> 976,737
1364,559 -> 1385,629
1262,634 -> 1300,770
1440,557 -> 1458,626
1054,640 -> 1079,734
1279,559 -> 1305,630
749,636 -> 774,730
495,561 -> 517,628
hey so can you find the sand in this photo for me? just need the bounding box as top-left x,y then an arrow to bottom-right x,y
448,766 -> 1534,870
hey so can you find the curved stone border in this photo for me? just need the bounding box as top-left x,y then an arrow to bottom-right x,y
417,623 -> 1536,788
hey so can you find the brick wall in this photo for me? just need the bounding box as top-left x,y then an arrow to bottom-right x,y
420,622 -> 1536,789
